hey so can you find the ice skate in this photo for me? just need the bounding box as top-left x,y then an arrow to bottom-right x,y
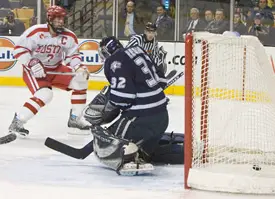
8,113 -> 29,137
67,110 -> 91,135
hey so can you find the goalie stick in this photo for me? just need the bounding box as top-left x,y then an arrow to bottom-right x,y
165,69 -> 177,80
44,70 -> 184,159
0,133 -> 17,145
165,71 -> 184,89
44,137 -> 94,159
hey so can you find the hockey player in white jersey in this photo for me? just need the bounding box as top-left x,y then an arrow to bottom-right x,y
8,5 -> 91,137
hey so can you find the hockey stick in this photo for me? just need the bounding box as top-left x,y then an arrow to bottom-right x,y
47,71 -> 93,76
46,71 -> 77,75
44,71 -> 184,159
44,137 -> 94,159
165,69 -> 177,80
0,133 -> 17,145
165,71 -> 184,89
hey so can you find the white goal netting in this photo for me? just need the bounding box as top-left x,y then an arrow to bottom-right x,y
186,32 -> 275,194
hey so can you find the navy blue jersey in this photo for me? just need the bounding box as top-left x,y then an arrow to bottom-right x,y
104,46 -> 167,117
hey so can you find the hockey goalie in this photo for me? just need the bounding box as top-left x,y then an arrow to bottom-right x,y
83,36 -> 183,175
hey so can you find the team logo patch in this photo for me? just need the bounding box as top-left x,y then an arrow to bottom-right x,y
79,40 -> 104,74
0,37 -> 16,71
110,61 -> 121,73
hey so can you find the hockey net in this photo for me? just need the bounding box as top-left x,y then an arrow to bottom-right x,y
184,32 -> 275,194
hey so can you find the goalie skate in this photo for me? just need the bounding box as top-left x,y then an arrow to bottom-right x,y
118,162 -> 154,176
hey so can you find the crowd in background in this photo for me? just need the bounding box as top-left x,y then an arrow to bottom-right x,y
1,0 -> 275,46
181,0 -> 275,45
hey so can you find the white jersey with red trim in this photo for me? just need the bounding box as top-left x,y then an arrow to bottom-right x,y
13,24 -> 81,69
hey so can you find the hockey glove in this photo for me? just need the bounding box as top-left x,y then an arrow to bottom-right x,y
74,65 -> 89,82
25,58 -> 46,78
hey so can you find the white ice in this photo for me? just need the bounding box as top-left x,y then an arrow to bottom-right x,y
0,87 -> 273,199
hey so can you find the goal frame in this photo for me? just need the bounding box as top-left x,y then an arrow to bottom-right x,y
184,32 -> 248,189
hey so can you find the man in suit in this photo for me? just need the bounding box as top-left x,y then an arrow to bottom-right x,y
182,7 -> 207,40
151,4 -> 174,40
205,9 -> 214,25
205,8 -> 229,34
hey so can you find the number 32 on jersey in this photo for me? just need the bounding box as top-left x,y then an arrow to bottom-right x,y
110,56 -> 159,89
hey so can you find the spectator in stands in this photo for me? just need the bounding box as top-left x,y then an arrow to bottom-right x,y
247,13 -> 269,44
0,11 -> 25,36
56,0 -> 76,13
0,0 -> 10,8
205,10 -> 214,26
20,0 -> 47,23
233,13 -> 247,35
182,8 -> 206,40
205,8 -> 229,34
246,7 -> 260,27
118,0 -> 143,39
151,4 -> 174,40
256,0 -> 274,26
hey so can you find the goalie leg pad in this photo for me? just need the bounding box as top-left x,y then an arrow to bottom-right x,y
92,125 -> 134,170
150,132 -> 184,164
92,125 -> 154,175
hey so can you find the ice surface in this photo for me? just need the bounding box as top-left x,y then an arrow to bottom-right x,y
0,87 -> 272,199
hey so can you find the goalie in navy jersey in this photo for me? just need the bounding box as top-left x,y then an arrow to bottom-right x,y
126,22 -> 168,76
83,36 -> 183,175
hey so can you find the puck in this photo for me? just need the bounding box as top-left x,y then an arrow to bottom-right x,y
253,165 -> 261,171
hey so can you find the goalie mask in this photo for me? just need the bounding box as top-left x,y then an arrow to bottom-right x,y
47,5 -> 66,34
98,36 -> 124,60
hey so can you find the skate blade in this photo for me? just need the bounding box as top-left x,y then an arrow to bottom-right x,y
118,164 -> 155,176
9,131 -> 28,139
67,128 -> 91,136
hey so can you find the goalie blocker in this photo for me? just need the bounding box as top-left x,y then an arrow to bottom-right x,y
84,85 -> 184,168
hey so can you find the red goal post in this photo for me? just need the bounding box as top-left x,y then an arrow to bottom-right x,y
184,32 -> 275,194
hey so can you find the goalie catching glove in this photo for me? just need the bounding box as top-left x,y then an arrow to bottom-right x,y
84,86 -> 120,125
25,58 -> 46,78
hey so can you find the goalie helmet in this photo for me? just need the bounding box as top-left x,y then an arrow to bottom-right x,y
99,36 -> 124,60
47,5 -> 66,34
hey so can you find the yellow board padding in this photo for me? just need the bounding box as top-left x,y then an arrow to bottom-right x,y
193,87 -> 271,103
0,77 -> 270,102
